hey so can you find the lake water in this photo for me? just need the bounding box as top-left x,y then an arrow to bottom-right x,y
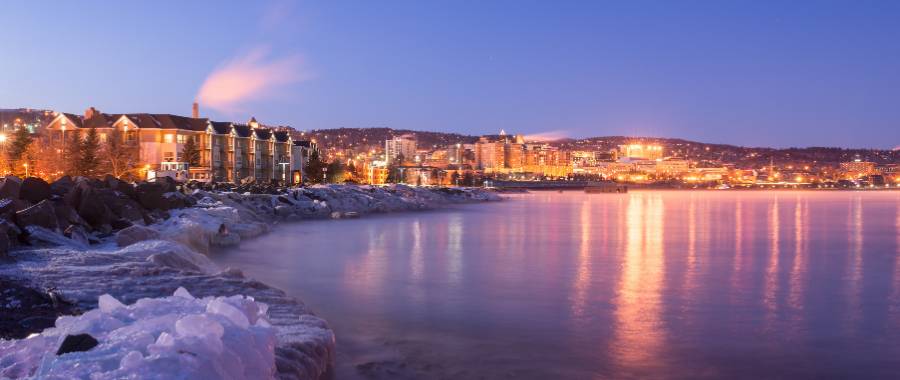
213,191 -> 900,379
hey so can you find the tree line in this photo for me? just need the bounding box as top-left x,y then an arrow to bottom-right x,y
3,127 -> 141,180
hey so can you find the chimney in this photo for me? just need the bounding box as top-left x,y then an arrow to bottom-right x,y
84,107 -> 97,119
192,102 -> 199,118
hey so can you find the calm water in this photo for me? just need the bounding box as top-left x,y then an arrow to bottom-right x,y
214,191 -> 900,379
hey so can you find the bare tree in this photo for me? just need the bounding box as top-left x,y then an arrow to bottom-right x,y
103,128 -> 139,178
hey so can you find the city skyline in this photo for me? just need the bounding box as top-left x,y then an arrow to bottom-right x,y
3,1 -> 900,149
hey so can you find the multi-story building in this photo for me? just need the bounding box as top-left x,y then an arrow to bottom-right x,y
42,106 -> 311,184
839,160 -> 876,178
619,144 -> 664,160
385,134 -> 417,164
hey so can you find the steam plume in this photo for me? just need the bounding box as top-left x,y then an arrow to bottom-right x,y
197,47 -> 309,113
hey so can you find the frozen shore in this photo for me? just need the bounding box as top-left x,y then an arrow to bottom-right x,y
0,180 -> 501,379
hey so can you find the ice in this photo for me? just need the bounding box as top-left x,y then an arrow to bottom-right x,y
98,294 -> 125,313
0,290 -> 278,380
173,286 -> 194,299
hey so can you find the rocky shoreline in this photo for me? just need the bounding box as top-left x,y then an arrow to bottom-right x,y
0,176 -> 501,379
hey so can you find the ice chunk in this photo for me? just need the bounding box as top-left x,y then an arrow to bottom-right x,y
119,350 -> 143,370
98,294 -> 125,313
0,293 -> 278,380
207,298 -> 249,329
173,287 -> 194,299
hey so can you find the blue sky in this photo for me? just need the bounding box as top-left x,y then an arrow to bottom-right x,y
1,1 -> 898,148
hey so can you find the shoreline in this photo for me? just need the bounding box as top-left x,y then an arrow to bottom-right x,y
0,182 -> 501,379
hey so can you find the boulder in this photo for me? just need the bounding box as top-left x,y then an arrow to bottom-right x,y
20,177 -> 52,204
110,218 -> 133,230
15,200 -> 58,231
56,334 -> 99,355
77,189 -> 114,229
52,200 -> 88,231
63,225 -> 90,246
0,176 -> 22,200
0,222 -> 10,257
0,198 -> 27,221
115,225 -> 161,247
50,176 -> 74,196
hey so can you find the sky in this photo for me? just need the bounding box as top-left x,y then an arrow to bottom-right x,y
1,1 -> 898,149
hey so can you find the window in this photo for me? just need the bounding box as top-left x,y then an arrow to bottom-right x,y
163,152 -> 175,162
164,134 -> 174,143
100,133 -> 107,143
176,134 -> 187,144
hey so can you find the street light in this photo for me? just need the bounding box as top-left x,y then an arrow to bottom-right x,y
23,163 -> 28,178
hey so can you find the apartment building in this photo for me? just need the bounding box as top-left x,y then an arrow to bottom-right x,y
42,106 -> 313,184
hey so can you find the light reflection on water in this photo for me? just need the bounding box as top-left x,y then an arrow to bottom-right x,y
214,191 -> 900,379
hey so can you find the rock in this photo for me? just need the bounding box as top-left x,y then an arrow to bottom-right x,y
0,222 -> 10,257
52,199 -> 87,232
66,180 -> 114,229
50,175 -> 74,196
135,183 -> 187,210
20,177 -> 52,203
110,218 -> 133,230
0,198 -> 27,221
64,225 -> 90,246
15,200 -> 58,231
0,176 -> 22,200
115,225 -> 161,247
56,334 -> 99,355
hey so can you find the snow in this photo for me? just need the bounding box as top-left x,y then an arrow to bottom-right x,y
0,290 -> 277,380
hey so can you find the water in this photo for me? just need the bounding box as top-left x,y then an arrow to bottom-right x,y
213,191 -> 900,379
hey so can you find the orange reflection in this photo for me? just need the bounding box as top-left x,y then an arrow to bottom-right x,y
447,214 -> 463,287
788,198 -> 807,312
845,196 -> 863,332
612,193 -> 666,375
570,199 -> 593,321
763,196 -> 780,323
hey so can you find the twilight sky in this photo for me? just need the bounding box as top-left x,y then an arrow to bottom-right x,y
2,1 -> 898,148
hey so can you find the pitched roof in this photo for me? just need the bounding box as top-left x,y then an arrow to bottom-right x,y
83,113 -> 120,129
232,124 -> 252,138
209,121 -> 232,134
59,113 -> 84,129
117,114 -> 208,131
253,127 -> 272,140
273,130 -> 290,142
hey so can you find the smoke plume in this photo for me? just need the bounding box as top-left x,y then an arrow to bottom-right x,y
197,47 -> 309,113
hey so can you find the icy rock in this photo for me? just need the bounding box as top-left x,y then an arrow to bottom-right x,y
0,290 -> 278,380
115,225 -> 161,247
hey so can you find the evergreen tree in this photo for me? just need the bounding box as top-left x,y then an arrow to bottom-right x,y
7,127 -> 33,176
304,150 -> 327,184
181,135 -> 201,167
63,132 -> 82,176
326,161 -> 345,183
346,161 -> 357,181
76,127 -> 102,177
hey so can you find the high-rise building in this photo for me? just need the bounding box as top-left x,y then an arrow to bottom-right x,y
619,144 -> 664,160
839,160 -> 876,178
385,134 -> 417,164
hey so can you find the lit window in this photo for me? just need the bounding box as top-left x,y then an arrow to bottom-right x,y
176,135 -> 187,144
164,134 -> 174,143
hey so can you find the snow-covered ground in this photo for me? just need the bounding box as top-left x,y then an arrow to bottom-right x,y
0,185 -> 500,379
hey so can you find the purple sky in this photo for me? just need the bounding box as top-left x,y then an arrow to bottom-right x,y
1,1 -> 898,148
